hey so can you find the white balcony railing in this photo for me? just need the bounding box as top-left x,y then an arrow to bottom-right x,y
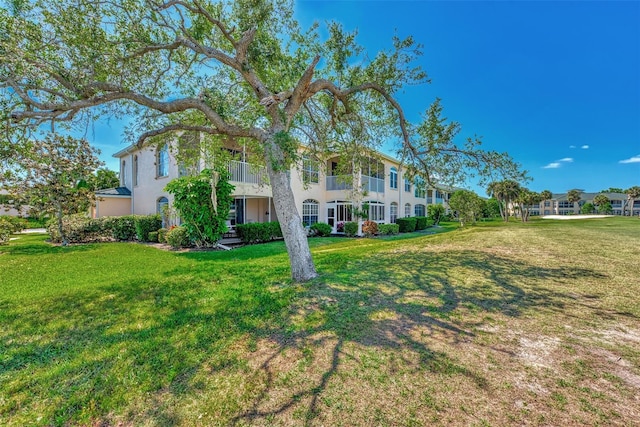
227,160 -> 268,184
326,175 -> 385,193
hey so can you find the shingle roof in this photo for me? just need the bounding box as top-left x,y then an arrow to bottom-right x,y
95,187 -> 131,196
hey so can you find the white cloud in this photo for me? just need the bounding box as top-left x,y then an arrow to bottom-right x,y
619,155 -> 640,164
569,145 -> 576,149
581,145 -> 589,149
542,162 -> 561,169
559,157 -> 573,163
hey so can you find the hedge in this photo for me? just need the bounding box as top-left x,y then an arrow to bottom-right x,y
415,216 -> 429,230
396,217 -> 417,233
310,222 -> 332,237
47,214 -> 162,244
378,223 -> 400,235
343,221 -> 358,237
135,214 -> 162,242
236,221 -> 282,244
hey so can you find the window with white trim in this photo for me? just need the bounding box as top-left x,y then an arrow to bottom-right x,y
414,204 -> 426,216
414,177 -> 426,198
389,167 -> 398,189
302,156 -> 319,184
404,178 -> 411,192
390,202 -> 398,223
302,199 -> 319,226
404,203 -> 411,217
157,144 -> 169,178
368,201 -> 385,222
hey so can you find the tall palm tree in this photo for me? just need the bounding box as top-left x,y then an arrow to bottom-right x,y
625,186 -> 640,216
566,189 -> 582,214
487,180 -> 521,221
540,190 -> 553,215
593,194 -> 610,213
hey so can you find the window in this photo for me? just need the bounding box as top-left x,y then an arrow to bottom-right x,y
404,203 -> 411,217
414,177 -> 425,198
157,144 -> 169,177
133,155 -> 138,186
404,178 -> 411,192
414,204 -> 426,216
302,199 -> 319,226
389,167 -> 398,189
368,201 -> 385,222
302,156 -> 319,184
390,202 -> 398,223
121,160 -> 126,186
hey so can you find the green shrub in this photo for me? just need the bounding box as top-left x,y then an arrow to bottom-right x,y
362,220 -> 378,237
396,217 -> 417,233
344,221 -> 358,237
165,226 -> 190,249
135,214 -> 162,242
236,222 -> 282,244
147,231 -> 159,243
157,228 -> 168,243
310,222 -> 332,237
415,216 -> 429,230
106,216 -> 137,241
378,223 -> 400,235
0,216 -> 28,233
0,218 -> 12,245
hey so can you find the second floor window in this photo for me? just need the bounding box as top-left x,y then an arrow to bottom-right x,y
389,167 -> 398,189
133,155 -> 139,186
414,177 -> 426,198
302,157 -> 319,184
157,144 -> 169,178
404,178 -> 411,193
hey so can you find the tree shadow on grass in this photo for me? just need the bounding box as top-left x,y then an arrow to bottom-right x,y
0,240 -> 615,426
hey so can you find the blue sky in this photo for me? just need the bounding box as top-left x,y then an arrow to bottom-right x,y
93,0 -> 639,194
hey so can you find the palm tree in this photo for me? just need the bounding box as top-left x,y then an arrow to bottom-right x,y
625,186 -> 640,216
540,189 -> 553,215
593,194 -> 610,214
487,180 -> 521,222
566,189 -> 582,214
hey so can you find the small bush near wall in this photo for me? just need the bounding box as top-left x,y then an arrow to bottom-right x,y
378,223 -> 399,235
362,220 -> 378,237
135,214 -> 162,242
105,216 -> 137,241
165,226 -> 190,249
415,216 -> 429,230
310,222 -> 332,237
344,221 -> 358,237
236,222 -> 282,244
148,231 -> 159,242
396,217 -> 417,233
157,228 -> 168,243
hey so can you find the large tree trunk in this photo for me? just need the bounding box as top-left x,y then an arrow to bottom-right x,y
264,137 -> 318,283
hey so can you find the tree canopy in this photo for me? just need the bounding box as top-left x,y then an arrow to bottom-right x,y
1,0 -> 525,281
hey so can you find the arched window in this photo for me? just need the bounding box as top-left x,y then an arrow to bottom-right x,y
390,202 -> 398,223
302,199 -> 319,226
404,203 -> 411,217
133,155 -> 139,187
157,197 -> 169,214
157,144 -> 169,177
414,204 -> 426,217
389,167 -> 398,189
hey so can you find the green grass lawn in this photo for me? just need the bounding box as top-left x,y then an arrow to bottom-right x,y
1,217 -> 639,426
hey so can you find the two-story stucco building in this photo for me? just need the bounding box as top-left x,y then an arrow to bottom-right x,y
94,137 -> 451,233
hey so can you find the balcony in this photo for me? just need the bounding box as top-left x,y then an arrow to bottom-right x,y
227,160 -> 268,184
326,175 -> 385,193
